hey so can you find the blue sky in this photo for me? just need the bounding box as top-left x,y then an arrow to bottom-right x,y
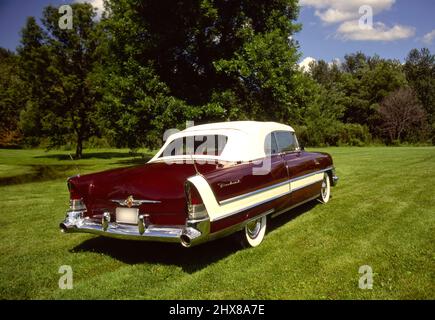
297,0 -> 435,65
0,0 -> 434,64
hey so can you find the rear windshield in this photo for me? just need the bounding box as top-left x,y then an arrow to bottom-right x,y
160,135 -> 228,157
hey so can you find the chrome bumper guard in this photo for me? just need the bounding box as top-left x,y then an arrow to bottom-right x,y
60,210 -> 210,247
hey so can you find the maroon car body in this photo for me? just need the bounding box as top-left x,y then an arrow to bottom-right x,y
60,121 -> 338,247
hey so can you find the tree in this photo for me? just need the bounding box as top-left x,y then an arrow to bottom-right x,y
18,4 -> 100,158
309,59 -> 342,89
339,55 -> 407,136
342,52 -> 369,74
379,87 -> 428,143
296,80 -> 344,146
404,48 -> 435,142
97,0 -> 302,149
0,48 -> 27,146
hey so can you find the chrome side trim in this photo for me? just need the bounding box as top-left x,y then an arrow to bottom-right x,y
219,166 -> 333,205
291,179 -> 323,192
219,179 -> 290,205
288,167 -> 332,183
208,209 -> 274,242
214,190 -> 291,221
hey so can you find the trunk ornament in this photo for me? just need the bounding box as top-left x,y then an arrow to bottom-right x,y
111,196 -> 161,207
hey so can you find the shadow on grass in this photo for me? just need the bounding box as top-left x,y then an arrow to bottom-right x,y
0,164 -> 87,186
267,200 -> 318,234
71,200 -> 319,273
71,235 -> 240,274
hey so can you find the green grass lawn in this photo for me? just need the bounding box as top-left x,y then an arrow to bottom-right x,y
0,147 -> 434,299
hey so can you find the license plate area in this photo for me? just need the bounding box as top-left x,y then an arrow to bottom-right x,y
115,207 -> 139,224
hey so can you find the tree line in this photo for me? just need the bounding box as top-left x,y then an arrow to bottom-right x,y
0,1 -> 434,158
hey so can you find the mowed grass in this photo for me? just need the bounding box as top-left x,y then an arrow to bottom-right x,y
0,147 -> 434,299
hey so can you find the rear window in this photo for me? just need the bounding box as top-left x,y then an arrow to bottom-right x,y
160,135 -> 228,157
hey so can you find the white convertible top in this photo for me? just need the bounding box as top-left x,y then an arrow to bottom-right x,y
150,121 -> 295,162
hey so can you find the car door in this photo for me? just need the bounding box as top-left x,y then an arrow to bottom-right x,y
274,130 -> 320,206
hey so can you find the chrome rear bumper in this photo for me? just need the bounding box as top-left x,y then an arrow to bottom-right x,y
60,211 -> 210,247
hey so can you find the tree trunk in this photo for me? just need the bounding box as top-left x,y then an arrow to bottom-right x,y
75,136 -> 83,159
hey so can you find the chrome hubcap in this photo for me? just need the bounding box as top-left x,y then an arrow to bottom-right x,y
246,219 -> 261,239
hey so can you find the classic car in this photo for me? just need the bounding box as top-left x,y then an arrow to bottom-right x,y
60,121 -> 338,248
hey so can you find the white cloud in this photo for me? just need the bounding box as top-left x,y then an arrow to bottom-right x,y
314,8 -> 356,24
300,0 -> 395,24
298,56 -> 316,71
298,57 -> 342,71
74,0 -> 105,18
422,30 -> 435,45
301,0 -> 415,42
337,20 -> 415,41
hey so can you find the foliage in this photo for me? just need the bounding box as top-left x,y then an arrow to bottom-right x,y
94,0 -> 302,148
0,1 -> 434,152
379,87 -> 428,143
0,48 -> 27,147
304,51 -> 432,145
17,4 -> 100,158
403,48 -> 435,142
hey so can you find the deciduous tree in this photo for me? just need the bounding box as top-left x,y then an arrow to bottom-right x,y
379,87 -> 428,143
404,48 -> 435,142
18,4 -> 100,158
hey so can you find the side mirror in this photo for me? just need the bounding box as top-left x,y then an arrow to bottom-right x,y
300,145 -> 305,151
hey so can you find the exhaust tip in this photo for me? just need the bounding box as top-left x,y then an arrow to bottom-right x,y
59,223 -> 67,233
180,234 -> 191,248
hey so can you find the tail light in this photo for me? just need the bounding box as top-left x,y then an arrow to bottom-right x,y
185,181 -> 208,220
67,180 -> 82,199
67,181 -> 86,212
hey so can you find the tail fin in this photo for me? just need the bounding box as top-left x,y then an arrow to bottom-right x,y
190,154 -> 199,175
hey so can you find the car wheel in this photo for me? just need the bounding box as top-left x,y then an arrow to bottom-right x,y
319,172 -> 331,203
240,215 -> 267,248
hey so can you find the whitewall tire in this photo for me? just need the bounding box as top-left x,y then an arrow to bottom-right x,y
319,172 -> 331,203
240,215 -> 267,248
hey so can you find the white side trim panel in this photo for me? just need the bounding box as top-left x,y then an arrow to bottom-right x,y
187,175 -> 289,222
290,172 -> 323,191
188,170 -> 326,222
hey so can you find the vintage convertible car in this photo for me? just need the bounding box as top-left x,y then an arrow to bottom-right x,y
60,121 -> 338,247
